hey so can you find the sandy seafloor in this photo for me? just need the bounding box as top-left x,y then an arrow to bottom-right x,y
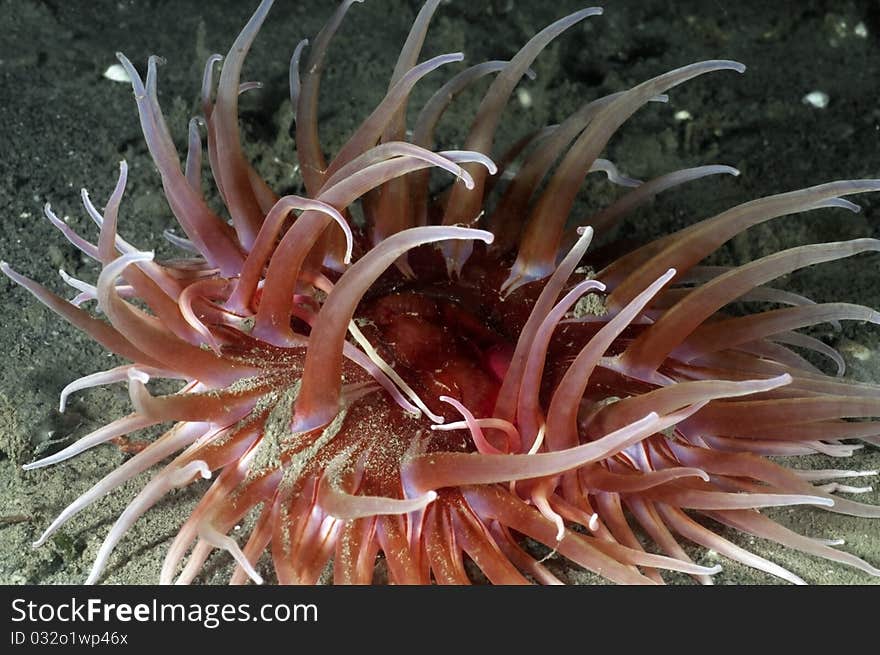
0,0 -> 878,585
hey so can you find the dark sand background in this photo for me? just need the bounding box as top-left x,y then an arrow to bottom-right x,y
0,0 -> 878,584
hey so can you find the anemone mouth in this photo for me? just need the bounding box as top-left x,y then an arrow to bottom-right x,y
3,0 -> 880,585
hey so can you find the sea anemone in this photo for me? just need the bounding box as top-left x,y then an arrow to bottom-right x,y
4,0 -> 880,585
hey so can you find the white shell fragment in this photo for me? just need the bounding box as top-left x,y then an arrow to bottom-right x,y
802,90 -> 829,109
516,87 -> 532,108
103,63 -> 131,83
